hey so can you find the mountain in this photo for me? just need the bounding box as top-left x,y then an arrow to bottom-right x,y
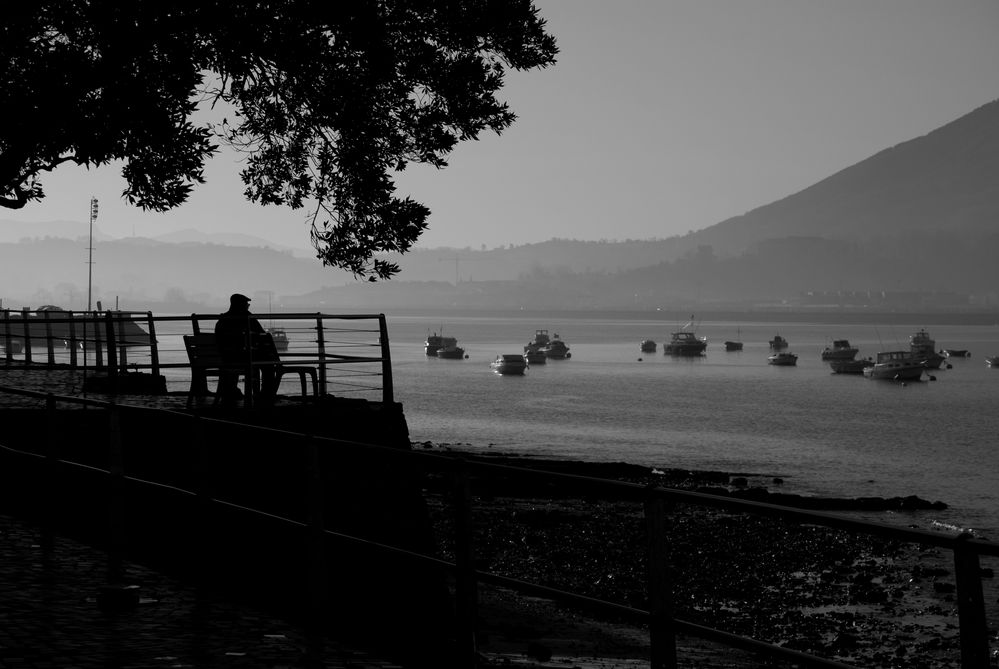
3,99 -> 998,312
683,98 -> 999,258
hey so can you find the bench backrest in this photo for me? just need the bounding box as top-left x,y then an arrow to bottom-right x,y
184,332 -> 280,369
183,333 -> 224,368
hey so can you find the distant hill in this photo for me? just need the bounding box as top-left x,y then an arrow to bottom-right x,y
4,99 -> 999,311
681,98 -> 999,258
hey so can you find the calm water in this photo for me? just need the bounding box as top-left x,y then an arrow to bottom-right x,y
384,313 -> 999,539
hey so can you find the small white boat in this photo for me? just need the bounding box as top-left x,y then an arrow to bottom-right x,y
768,352 -> 798,366
863,351 -> 924,381
985,356 -> 998,368
491,354 -> 528,375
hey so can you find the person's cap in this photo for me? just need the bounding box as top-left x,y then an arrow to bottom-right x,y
230,293 -> 251,305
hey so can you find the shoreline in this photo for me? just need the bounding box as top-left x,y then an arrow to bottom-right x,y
418,443 -> 987,668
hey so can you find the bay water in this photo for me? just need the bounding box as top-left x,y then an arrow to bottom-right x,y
384,312 -> 999,540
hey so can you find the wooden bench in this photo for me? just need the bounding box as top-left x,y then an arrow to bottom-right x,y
183,333 -> 319,407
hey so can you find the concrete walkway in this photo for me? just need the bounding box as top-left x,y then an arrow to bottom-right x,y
0,513 -> 403,669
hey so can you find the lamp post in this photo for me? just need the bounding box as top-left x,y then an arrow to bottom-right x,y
88,197 -> 98,312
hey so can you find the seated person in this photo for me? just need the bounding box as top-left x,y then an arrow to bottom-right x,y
214,293 -> 278,404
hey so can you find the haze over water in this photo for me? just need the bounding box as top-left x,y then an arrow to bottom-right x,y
387,312 -> 999,539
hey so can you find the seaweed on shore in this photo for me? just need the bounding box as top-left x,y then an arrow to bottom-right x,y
419,449 -> 974,668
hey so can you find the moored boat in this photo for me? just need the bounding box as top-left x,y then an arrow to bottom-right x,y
863,351 -> 924,381
768,352 -> 798,366
724,328 -> 743,351
640,339 -> 657,353
942,349 -> 971,358
424,331 -> 445,356
829,358 -> 875,375
821,339 -> 859,361
769,334 -> 789,350
523,344 -> 547,365
435,337 -> 466,359
267,327 -> 289,352
664,330 -> 707,356
909,329 -> 945,369
543,333 -> 571,359
491,354 -> 527,375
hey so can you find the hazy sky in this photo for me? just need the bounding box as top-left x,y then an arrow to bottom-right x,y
6,0 -> 999,251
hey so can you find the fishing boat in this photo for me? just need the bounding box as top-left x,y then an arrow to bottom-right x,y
267,327 -> 289,353
908,329 -> 945,370
821,339 -> 859,361
491,354 -> 527,375
767,352 -> 798,366
435,337 -> 466,359
829,358 -> 875,375
724,327 -> 743,351
543,333 -> 571,359
769,334 -> 789,350
523,344 -> 547,365
424,331 -> 446,356
528,329 -> 551,348
640,339 -> 657,353
664,330 -> 707,356
863,351 -> 924,381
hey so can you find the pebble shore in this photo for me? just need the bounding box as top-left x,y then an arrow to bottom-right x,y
420,447 -> 997,669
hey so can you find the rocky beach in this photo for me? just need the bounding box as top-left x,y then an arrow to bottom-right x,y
418,444 -> 998,669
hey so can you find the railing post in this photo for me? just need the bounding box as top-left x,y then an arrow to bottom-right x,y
315,314 -> 328,396
89,311 -> 103,369
644,489 -> 678,669
107,404 -> 125,585
43,310 -> 55,365
103,312 -> 118,387
146,311 -> 160,378
21,307 -> 32,364
192,416 -> 216,585
953,533 -> 989,668
452,464 -> 479,667
42,393 -> 60,548
305,435 -> 328,664
3,309 -> 12,363
378,313 -> 394,404
67,313 -> 79,367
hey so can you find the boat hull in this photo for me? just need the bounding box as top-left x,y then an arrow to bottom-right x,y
768,353 -> 797,366
829,359 -> 874,374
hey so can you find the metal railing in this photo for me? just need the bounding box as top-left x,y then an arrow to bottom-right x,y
0,384 -> 995,668
1,309 -> 393,404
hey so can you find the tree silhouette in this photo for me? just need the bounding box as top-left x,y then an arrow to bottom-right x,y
0,2 -> 557,278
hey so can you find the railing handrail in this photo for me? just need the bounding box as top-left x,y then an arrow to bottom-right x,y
0,384 -> 994,668
1,311 -> 392,403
